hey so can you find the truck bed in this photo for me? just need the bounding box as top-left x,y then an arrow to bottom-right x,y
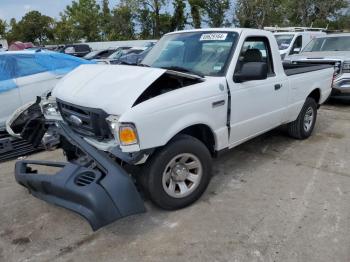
283,62 -> 333,76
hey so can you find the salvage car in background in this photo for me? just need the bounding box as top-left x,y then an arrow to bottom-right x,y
116,45 -> 155,65
83,49 -> 117,60
8,28 -> 333,230
99,47 -> 145,64
0,50 -> 94,160
59,44 -> 92,57
287,33 -> 350,99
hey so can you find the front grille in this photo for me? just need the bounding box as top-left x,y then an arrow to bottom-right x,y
57,99 -> 112,141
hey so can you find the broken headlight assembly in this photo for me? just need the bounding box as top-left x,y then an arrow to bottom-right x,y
40,97 -> 61,120
106,115 -> 139,146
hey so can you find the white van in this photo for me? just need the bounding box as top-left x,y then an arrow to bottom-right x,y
0,39 -> 8,51
264,27 -> 326,60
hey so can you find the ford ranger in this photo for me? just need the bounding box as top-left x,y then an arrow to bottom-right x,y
7,28 -> 334,230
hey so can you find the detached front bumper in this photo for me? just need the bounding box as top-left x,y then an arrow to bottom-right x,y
15,122 -> 145,231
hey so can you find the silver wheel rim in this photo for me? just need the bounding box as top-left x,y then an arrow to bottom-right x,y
304,107 -> 314,132
162,153 -> 203,198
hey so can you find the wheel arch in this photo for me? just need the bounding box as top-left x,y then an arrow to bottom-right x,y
307,88 -> 321,105
168,124 -> 217,155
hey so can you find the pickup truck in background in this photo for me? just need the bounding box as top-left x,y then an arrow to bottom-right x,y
7,28 -> 334,230
264,27 -> 326,60
287,33 -> 350,99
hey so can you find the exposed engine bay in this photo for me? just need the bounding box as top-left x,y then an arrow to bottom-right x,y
133,71 -> 204,106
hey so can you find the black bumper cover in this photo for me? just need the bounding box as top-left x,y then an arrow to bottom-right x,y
15,122 -> 145,231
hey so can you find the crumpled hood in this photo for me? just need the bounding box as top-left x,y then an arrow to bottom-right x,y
52,64 -> 166,114
290,51 -> 350,62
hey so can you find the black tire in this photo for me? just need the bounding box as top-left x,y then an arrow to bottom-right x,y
288,97 -> 317,139
141,134 -> 212,210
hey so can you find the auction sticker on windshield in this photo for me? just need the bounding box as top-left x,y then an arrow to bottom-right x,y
200,33 -> 228,41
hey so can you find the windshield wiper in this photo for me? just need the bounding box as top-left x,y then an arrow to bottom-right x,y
160,66 -> 204,78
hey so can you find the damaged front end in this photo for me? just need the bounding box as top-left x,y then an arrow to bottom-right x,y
8,98 -> 146,231
6,97 -> 60,149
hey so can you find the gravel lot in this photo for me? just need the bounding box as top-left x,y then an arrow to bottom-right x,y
0,101 -> 349,262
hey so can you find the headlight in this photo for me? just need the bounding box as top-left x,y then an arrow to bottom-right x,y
106,115 -> 120,139
342,61 -> 350,73
41,100 -> 60,117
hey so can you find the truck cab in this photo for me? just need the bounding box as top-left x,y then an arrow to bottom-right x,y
265,27 -> 326,60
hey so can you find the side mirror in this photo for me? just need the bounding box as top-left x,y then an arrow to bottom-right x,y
233,62 -> 268,83
291,47 -> 301,55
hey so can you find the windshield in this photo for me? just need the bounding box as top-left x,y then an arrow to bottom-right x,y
108,50 -> 124,59
274,34 -> 294,50
303,36 -> 350,52
84,51 -> 99,59
142,31 -> 238,76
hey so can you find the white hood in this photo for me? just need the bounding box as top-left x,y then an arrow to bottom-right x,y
52,64 -> 166,114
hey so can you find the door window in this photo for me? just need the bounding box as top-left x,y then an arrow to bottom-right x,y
290,35 -> 302,55
235,37 -> 274,75
65,46 -> 75,54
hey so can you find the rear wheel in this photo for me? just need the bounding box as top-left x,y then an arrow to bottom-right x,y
288,97 -> 317,139
141,135 -> 212,210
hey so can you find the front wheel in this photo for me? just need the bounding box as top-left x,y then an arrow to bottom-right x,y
288,97 -> 318,139
141,135 -> 212,210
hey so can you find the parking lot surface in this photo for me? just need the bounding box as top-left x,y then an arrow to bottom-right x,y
0,102 -> 349,262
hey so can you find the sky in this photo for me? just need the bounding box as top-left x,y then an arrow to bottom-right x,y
0,0 -> 119,22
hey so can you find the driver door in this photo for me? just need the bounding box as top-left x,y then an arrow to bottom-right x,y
228,36 -> 288,147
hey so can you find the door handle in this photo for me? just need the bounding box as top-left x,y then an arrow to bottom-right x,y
275,84 -> 282,90
55,75 -> 64,79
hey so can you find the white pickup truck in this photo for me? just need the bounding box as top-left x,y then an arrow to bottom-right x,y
287,33 -> 350,98
8,28 -> 334,230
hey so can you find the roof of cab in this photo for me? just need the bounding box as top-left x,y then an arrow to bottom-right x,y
164,28 -> 276,39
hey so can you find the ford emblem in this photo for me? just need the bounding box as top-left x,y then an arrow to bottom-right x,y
69,115 -> 83,126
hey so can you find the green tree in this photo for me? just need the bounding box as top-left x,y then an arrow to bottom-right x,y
188,0 -> 205,28
159,13 -> 173,35
0,19 -> 6,38
100,0 -> 112,40
54,14 -> 78,44
171,0 -> 186,31
109,2 -> 135,40
135,0 -> 167,38
138,3 -> 153,39
235,0 -> 286,28
203,0 -> 230,27
286,0 -> 348,27
329,15 -> 350,30
5,19 -> 19,44
15,11 -> 54,44
64,0 -> 101,41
